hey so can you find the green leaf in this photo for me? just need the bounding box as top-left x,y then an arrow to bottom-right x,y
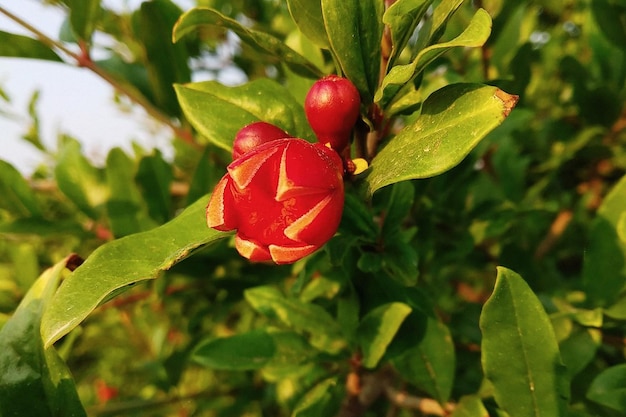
480,267 -> 569,417
450,395 -> 489,417
0,160 -> 42,217
380,181 -> 415,239
41,196 -> 227,347
321,0 -> 383,103
134,0 -> 190,117
414,0 -> 465,53
287,0 -> 329,48
382,0 -> 434,69
591,0 -> 626,48
357,302 -> 412,369
135,151 -> 173,224
0,257 -> 86,417
392,315 -> 455,404
173,7 -> 322,79
367,83 -> 518,194
54,137 -> 108,219
175,79 -> 312,152
105,148 -> 156,237
67,0 -> 101,42
381,240 -> 419,286
583,174 -> 626,306
192,330 -> 275,370
375,8 -> 492,109
0,31 -> 62,61
244,286 -> 346,354
96,56 -> 154,104
292,377 -> 341,417
0,218 -> 85,236
587,363 -> 626,412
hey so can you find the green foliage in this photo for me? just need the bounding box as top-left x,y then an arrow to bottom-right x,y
1,0 -> 626,416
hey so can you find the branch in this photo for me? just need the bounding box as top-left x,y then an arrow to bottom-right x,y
0,5 -> 197,148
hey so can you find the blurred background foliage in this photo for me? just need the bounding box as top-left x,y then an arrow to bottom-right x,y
1,0 -> 626,416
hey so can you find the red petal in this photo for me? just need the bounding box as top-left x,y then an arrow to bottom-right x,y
206,175 -> 238,231
235,235 -> 272,262
228,144 -> 281,190
275,142 -> 330,201
269,244 -> 318,264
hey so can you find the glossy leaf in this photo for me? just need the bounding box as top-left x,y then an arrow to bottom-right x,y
480,267 -> 569,417
383,0 -> 433,69
67,0 -> 100,42
0,31 -> 62,61
586,363 -> 626,412
393,315 -> 455,404
414,0 -> 465,52
367,83 -> 518,194
134,0 -> 190,117
173,7 -> 322,79
41,196 -> 227,347
192,330 -> 275,370
287,0 -> 329,48
376,8 -> 492,109
0,257 -> 86,417
0,160 -> 42,217
357,302 -> 412,369
321,0 -> 384,103
54,137 -> 108,220
244,286 -> 346,354
583,174 -> 626,306
175,79 -> 312,152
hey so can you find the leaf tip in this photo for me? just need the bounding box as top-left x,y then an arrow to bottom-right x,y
494,89 -> 519,118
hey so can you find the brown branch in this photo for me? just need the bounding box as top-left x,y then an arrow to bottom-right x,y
534,210 -> 573,260
0,5 -> 197,148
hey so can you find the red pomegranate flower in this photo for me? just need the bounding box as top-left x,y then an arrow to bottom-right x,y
207,138 -> 344,264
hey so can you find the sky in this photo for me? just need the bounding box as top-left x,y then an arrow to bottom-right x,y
0,0 -> 195,175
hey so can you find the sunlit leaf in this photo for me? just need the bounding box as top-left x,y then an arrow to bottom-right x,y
287,0 -> 328,48
382,0 -> 433,69
175,79 -> 312,152
321,0 -> 383,103
41,196 -> 227,347
413,0 -> 465,53
480,267 -> 569,417
292,377 -> 341,417
173,7 -> 322,78
375,8 -> 492,109
367,83 -> 518,194
357,302 -> 412,369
